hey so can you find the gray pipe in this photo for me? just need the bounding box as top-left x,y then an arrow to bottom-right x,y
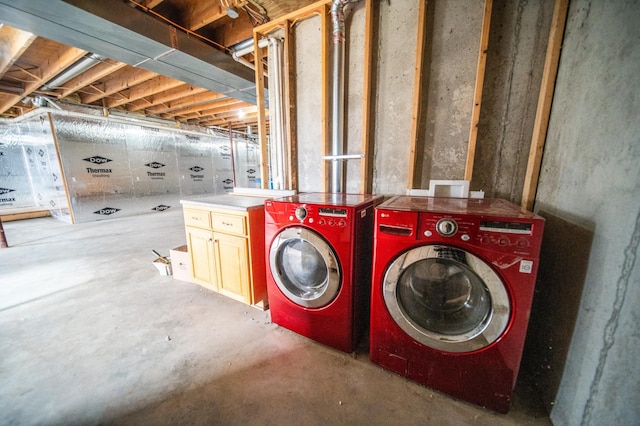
330,0 -> 358,193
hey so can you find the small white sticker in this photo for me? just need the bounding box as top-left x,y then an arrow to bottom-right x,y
361,210 -> 367,218
519,260 -> 533,274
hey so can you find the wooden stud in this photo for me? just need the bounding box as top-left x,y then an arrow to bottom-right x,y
283,20 -> 299,191
253,0 -> 332,35
521,0 -> 569,211
253,33 -> 269,189
0,216 -> 7,248
407,0 -> 429,191
464,0 -> 493,182
359,0 -> 376,194
48,112 -> 76,224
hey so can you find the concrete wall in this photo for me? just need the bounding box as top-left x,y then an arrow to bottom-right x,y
294,0 -> 552,198
293,0 -> 639,423
534,1 -> 640,424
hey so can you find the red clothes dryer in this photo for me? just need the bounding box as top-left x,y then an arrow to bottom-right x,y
265,193 -> 382,353
370,196 -> 544,413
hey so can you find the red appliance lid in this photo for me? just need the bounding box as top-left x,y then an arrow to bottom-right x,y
273,192 -> 381,207
379,196 -> 541,219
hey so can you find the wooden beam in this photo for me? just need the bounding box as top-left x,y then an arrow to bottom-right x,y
143,91 -> 226,114
253,33 -> 268,189
254,0 -> 331,35
464,0 -> 492,182
139,0 -> 164,8
0,45 -> 86,114
359,0 -> 376,194
186,1 -> 227,31
58,60 -> 126,99
522,0 -> 569,211
80,68 -> 156,104
104,75 -> 184,108
0,26 -> 36,75
48,112 -> 75,224
202,110 -> 262,127
126,84 -> 207,111
407,0 -> 428,191
284,19 -> 298,191
170,99 -> 248,120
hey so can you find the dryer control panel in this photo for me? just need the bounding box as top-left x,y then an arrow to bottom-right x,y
418,213 -> 539,256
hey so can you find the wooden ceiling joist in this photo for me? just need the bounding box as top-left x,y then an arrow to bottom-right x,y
126,84 -> 208,111
0,26 -> 36,76
80,68 -> 157,104
0,42 -> 86,114
143,91 -> 227,115
57,60 -> 127,99
104,75 -> 184,108
162,98 -> 245,119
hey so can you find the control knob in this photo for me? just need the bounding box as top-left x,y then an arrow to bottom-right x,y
436,218 -> 458,237
295,206 -> 307,221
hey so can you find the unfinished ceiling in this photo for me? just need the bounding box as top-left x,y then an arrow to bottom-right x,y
0,0 -> 316,131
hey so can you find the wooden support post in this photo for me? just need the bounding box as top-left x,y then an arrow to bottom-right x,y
521,0 -> 569,211
407,0 -> 429,191
0,216 -> 8,248
360,0 -> 376,194
48,112 -> 75,223
464,0 -> 493,182
283,20 -> 298,191
253,33 -> 269,189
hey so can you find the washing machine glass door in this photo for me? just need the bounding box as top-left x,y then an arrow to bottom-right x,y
383,245 -> 510,353
270,227 -> 341,308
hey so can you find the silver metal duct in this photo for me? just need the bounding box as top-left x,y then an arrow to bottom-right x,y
40,53 -> 104,91
330,0 -> 359,193
0,0 -> 260,105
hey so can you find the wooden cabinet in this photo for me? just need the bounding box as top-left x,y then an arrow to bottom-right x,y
182,201 -> 267,309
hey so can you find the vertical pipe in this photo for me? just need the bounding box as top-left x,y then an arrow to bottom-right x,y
228,126 -> 237,188
330,0 -> 356,193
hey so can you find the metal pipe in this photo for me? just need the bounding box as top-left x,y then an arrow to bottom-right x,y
267,37 -> 288,190
233,38 -> 269,58
40,53 -> 104,91
330,0 -> 359,193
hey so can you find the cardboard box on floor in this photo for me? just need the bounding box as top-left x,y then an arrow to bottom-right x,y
153,258 -> 172,275
169,245 -> 192,282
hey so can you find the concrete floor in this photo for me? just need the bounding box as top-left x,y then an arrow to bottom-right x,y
0,210 -> 551,425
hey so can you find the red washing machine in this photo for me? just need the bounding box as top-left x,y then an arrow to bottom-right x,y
369,196 -> 544,413
265,193 -> 383,353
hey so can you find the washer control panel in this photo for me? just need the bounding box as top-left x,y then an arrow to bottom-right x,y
287,204 -> 349,228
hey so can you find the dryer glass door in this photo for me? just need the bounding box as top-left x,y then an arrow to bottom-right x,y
383,245 -> 510,353
270,227 -> 341,308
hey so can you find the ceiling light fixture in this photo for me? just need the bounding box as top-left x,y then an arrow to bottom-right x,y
220,0 -> 239,19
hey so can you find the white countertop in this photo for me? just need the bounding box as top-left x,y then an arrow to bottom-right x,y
180,188 -> 296,211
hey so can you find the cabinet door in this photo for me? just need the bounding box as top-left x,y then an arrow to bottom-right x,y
185,226 -> 217,291
214,232 -> 250,304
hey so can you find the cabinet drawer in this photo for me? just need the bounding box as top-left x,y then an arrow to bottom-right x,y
212,213 -> 246,235
184,208 -> 211,228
